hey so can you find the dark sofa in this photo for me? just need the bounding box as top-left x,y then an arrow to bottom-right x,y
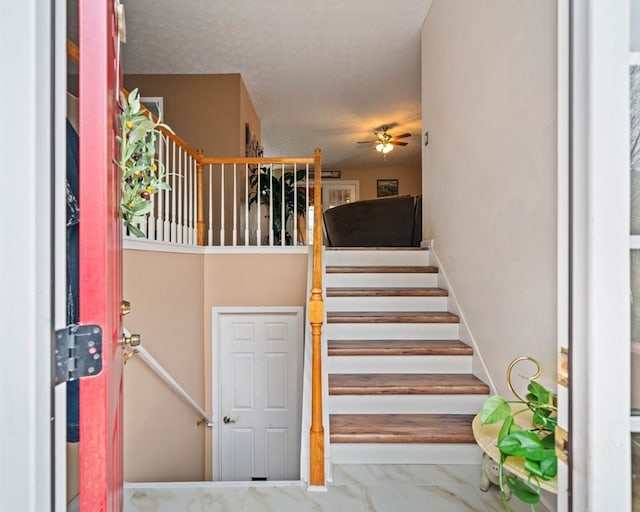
323,194 -> 422,247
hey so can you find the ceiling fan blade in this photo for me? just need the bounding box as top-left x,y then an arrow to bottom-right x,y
392,141 -> 409,146
394,133 -> 412,139
356,140 -> 375,144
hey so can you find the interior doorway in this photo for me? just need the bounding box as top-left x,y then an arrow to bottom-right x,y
212,307 -> 303,481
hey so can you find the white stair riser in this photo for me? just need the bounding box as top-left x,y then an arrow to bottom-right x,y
325,273 -> 438,288
328,354 -> 472,374
325,250 -> 430,267
328,394 -> 487,415
326,323 -> 459,340
326,296 -> 448,312
329,443 -> 482,465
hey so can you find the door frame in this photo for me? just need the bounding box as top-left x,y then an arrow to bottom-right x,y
211,306 -> 304,481
0,0 -> 67,510
560,0 -> 631,509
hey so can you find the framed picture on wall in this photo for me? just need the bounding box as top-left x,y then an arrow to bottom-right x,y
377,179 -> 398,197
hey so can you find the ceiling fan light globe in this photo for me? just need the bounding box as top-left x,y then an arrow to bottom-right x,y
376,143 -> 385,152
382,143 -> 393,154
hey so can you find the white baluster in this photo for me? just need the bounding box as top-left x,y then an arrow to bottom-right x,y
155,134 -> 164,241
244,163 -> 249,246
188,156 -> 193,245
280,164 -> 285,246
256,164 -> 261,246
191,156 -> 196,245
306,164 -> 311,245
163,136 -> 171,242
220,163 -> 225,246
293,164 -> 297,246
170,141 -> 177,243
177,149 -> 183,244
232,163 -> 237,246
268,165 -> 274,246
208,164 -> 213,246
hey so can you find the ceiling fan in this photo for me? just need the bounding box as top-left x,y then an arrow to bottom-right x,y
357,126 -> 412,154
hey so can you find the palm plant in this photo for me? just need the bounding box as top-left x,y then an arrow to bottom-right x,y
248,166 -> 309,245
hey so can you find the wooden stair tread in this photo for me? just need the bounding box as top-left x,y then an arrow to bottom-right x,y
329,373 -> 489,395
326,265 -> 438,274
327,311 -> 459,323
330,414 -> 476,444
326,287 -> 448,297
328,339 -> 473,356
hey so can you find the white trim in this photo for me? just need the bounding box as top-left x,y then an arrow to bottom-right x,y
54,0 -> 68,508
211,306 -> 304,482
140,96 -> 164,118
631,52 -> 640,66
124,480 -> 306,489
571,0 -> 631,509
429,247 -> 496,393
0,2 -> 54,509
123,237 -> 311,255
556,1 -> 570,508
630,235 -> 640,249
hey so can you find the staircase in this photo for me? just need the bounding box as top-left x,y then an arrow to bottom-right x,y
324,247 -> 490,464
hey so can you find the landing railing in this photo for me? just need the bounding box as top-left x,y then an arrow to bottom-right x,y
126,132 -> 320,247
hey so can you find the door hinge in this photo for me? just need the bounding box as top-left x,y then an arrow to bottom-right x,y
54,325 -> 103,385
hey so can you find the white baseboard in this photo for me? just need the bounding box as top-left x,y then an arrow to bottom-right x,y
430,246 -> 496,394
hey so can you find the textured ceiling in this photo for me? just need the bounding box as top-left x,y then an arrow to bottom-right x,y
121,0 -> 430,169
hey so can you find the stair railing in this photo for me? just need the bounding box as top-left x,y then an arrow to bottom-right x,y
308,148 -> 325,486
123,330 -> 214,428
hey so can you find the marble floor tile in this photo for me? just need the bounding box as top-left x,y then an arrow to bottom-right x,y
331,464 -> 415,486
125,486 -> 250,512
241,484 -> 365,512
362,483 -> 495,512
122,465 -> 555,512
407,463 -> 484,487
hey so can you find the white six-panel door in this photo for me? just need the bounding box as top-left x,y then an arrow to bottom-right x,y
213,307 -> 303,481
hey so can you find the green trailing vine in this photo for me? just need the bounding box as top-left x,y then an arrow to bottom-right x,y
116,88 -> 172,238
480,357 -> 557,511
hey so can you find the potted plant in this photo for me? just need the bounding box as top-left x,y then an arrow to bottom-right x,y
479,357 -> 557,511
116,88 -> 172,237
248,165 -> 308,245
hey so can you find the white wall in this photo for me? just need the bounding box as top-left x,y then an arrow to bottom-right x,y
421,0 -> 557,394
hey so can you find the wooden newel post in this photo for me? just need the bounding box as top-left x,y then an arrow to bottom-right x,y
309,147 -> 325,486
196,148 -> 205,246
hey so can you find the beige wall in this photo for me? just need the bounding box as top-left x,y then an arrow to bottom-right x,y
123,250 -> 206,481
421,0 -> 557,394
122,250 -> 308,481
339,162 -> 422,201
123,73 -> 259,158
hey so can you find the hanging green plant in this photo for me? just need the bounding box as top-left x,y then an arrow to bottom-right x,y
116,88 -> 172,238
479,357 -> 557,511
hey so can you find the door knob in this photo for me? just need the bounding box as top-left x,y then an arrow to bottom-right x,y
223,416 -> 236,424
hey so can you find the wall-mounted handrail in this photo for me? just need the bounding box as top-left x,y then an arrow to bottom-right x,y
125,336 -> 214,428
308,148 -> 325,486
